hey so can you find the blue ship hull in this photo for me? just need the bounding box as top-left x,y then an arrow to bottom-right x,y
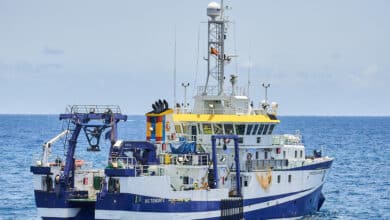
34,186 -> 325,219
93,186 -> 325,219
34,190 -> 95,220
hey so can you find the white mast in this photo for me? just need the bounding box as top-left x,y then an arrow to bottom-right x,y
204,1 -> 229,96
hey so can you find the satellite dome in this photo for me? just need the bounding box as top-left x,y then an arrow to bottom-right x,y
207,2 -> 221,19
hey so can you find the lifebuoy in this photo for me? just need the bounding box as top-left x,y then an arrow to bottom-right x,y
176,156 -> 184,165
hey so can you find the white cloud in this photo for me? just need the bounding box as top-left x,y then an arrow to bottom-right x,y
362,64 -> 379,77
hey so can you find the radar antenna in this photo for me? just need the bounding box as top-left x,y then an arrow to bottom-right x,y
262,83 -> 271,110
262,83 -> 271,103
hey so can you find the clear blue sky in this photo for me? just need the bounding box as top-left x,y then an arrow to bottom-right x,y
0,0 -> 389,115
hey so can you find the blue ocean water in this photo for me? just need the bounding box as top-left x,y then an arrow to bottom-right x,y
0,115 -> 389,219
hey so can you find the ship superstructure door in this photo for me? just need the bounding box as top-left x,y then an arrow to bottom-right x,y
191,125 -> 197,141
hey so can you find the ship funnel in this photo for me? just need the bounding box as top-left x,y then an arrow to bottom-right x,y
230,75 -> 238,95
207,2 -> 221,20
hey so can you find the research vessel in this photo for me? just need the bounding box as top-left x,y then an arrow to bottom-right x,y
94,1 -> 333,219
30,105 -> 127,219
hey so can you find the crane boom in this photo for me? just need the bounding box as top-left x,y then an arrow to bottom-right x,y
42,130 -> 70,165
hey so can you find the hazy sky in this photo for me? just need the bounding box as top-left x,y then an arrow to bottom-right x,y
0,0 -> 389,115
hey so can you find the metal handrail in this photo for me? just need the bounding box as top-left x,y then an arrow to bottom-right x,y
107,156 -> 165,177
241,159 -> 288,171
175,107 -> 249,115
175,134 -> 198,142
196,86 -> 247,96
272,134 -> 302,145
66,105 -> 122,114
108,157 -> 137,169
159,153 -> 210,166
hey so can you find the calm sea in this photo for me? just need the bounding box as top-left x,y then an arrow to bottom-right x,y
0,115 -> 389,219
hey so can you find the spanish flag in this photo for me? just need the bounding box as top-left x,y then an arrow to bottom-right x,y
210,47 -> 219,55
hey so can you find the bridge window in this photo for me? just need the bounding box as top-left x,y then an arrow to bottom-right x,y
268,124 -> 275,135
235,124 -> 245,135
213,124 -> 223,134
224,124 -> 234,134
277,175 -> 281,183
262,124 -> 269,135
202,124 -> 212,134
182,123 -> 188,133
300,150 -> 303,158
175,124 -> 182,133
257,124 -> 264,135
246,124 -> 253,135
288,175 -> 292,183
252,124 -> 259,135
255,151 -> 259,159
295,151 -> 297,158
257,137 -> 261,143
264,151 -> 268,159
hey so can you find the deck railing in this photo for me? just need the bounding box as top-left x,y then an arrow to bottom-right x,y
107,156 -> 166,177
196,86 -> 247,96
159,153 -> 217,166
240,159 -> 288,171
66,105 -> 122,114
272,134 -> 302,145
107,153 -> 219,177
